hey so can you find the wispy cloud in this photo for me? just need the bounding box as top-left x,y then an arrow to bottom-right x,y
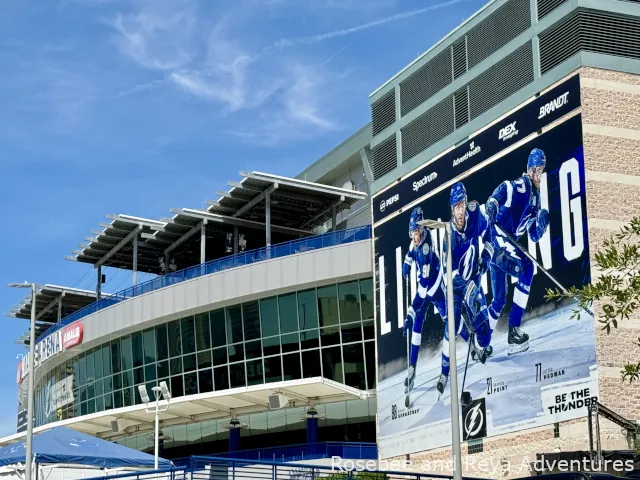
270,0 -> 467,49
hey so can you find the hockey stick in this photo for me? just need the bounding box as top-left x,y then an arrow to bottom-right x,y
405,277 -> 412,408
496,226 -> 594,317
459,309 -> 474,408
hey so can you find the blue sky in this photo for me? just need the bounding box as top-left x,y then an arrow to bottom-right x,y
0,0 -> 487,437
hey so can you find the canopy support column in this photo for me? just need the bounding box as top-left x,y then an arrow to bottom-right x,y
331,205 -> 337,232
96,265 -> 102,300
132,235 -> 138,286
57,295 -> 63,323
200,221 -> 207,264
233,226 -> 238,255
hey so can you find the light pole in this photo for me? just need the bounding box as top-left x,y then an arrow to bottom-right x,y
418,220 -> 462,480
138,381 -> 171,469
8,282 -> 38,480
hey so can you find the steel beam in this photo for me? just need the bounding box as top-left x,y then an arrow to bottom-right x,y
301,196 -> 345,229
95,226 -> 142,268
232,183 -> 278,218
165,220 -> 206,255
171,209 -> 312,235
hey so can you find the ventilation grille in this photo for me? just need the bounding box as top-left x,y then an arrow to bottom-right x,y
454,87 -> 469,129
452,38 -> 467,79
540,9 -> 640,75
469,41 -> 534,120
371,91 -> 396,136
399,48 -> 452,117
537,0 -> 568,19
372,136 -> 398,180
467,0 -> 531,69
401,96 -> 454,163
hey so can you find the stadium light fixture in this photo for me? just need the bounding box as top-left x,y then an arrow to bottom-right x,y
139,382 -> 171,469
8,282 -> 38,480
418,219 -> 463,480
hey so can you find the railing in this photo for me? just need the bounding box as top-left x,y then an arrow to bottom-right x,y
39,225 -> 371,343
87,456 -> 492,480
174,443 -> 377,467
84,466 -> 188,480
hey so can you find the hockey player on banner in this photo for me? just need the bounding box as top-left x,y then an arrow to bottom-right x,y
437,182 -> 494,397
401,207 -> 447,398
484,148 -> 550,355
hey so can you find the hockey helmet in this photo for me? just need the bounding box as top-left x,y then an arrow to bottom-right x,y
449,182 -> 467,207
528,148 -> 546,170
408,206 -> 424,237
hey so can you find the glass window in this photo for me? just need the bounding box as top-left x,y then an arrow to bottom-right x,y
95,395 -> 104,413
123,370 -> 133,388
210,309 -> 226,348
282,353 -> 301,381
78,355 -> 86,386
339,281 -> 361,323
113,390 -> 123,409
168,320 -> 182,358
278,293 -> 298,334
113,373 -> 122,390
170,358 -> 183,375
321,326 -> 340,347
262,336 -> 280,357
364,341 -> 376,389
226,306 -> 243,344
94,347 -> 103,379
343,343 -> 366,390
297,289 -> 318,330
104,375 -> 113,394
260,297 -> 279,338
341,323 -> 362,344
264,357 -> 282,384
134,367 -> 144,385
132,332 -> 143,368
85,350 -> 95,383
184,372 -> 198,396
246,359 -> 263,386
143,329 -> 156,364
198,369 -> 213,393
183,354 -> 196,372
87,382 -> 94,400
145,364 -> 156,382
212,347 -> 227,367
228,343 -> 244,363
239,303 -> 258,342
197,351 -> 212,370
95,379 -> 104,397
121,336 -> 133,371
300,329 -> 319,350
245,340 -> 262,360
104,393 -> 113,410
124,387 -> 133,407
170,376 -> 184,398
317,285 -> 339,326
360,279 -> 374,320
322,346 -> 343,383
157,361 -> 169,379
156,324 -> 168,361
301,350 -> 321,378
195,312 -> 211,351
281,333 -> 299,353
363,320 -> 374,340
181,317 -> 196,354
214,366 -> 229,391
229,363 -> 246,388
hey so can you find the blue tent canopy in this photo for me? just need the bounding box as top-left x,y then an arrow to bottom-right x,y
0,427 -> 172,468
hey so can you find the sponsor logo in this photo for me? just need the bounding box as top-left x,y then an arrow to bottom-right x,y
62,322 -> 83,349
412,172 -> 438,193
498,121 -> 518,142
463,398 -> 487,441
453,141 -> 482,167
422,243 -> 430,256
379,193 -> 400,213
538,92 -> 570,120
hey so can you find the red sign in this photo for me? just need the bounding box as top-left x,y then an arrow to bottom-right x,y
62,322 -> 83,349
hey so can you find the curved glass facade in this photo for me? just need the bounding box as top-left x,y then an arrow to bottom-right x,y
34,279 -> 375,428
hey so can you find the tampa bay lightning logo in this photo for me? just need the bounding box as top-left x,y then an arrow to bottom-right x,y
422,243 -> 430,255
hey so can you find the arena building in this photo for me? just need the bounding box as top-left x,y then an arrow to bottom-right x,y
4,0 -> 640,475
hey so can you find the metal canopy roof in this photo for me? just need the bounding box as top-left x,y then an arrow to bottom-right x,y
0,377 -> 370,446
207,171 -> 367,230
66,171 -> 367,276
6,285 -> 105,346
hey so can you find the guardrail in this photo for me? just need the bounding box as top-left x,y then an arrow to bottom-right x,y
173,442 -> 377,467
39,225 -> 371,343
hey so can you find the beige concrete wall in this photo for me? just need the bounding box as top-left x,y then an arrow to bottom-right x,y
385,67 -> 640,479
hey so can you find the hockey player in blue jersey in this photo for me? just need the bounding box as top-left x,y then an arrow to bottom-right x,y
437,182 -> 494,395
401,206 -> 448,395
484,148 -> 550,355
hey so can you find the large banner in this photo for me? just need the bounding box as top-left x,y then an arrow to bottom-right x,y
374,78 -> 598,458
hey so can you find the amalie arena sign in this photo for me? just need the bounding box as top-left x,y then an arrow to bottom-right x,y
17,322 -> 84,383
